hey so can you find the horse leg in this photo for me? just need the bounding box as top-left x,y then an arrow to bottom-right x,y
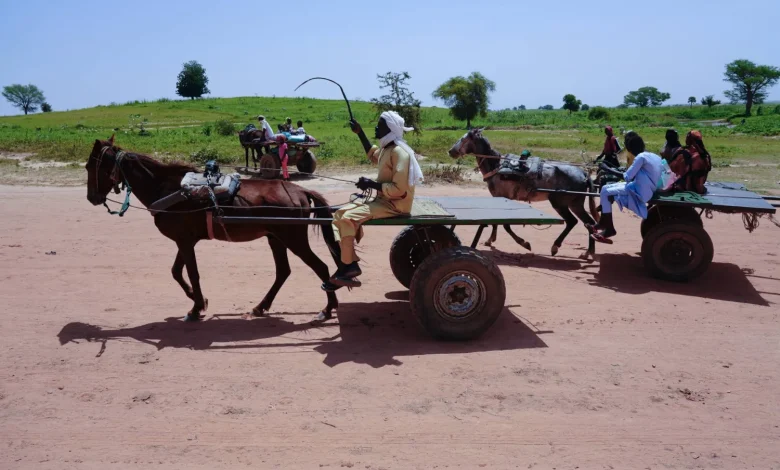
178,241 -> 208,321
550,201 -> 578,256
251,236 -> 291,317
484,225 -> 498,247
171,251 -> 193,299
283,228 -> 338,321
570,198 -> 597,260
503,225 -> 532,251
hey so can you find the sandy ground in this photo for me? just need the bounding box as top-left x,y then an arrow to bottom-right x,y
1,179 -> 779,470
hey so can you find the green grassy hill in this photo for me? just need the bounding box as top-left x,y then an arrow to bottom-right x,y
0,97 -> 779,187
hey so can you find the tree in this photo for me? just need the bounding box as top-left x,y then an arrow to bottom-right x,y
581,104 -> 590,111
2,84 -> 46,115
623,86 -> 671,107
41,102 -> 52,112
175,60 -> 210,99
562,94 -> 582,114
370,71 -> 422,133
432,72 -> 496,129
701,95 -> 721,108
688,96 -> 697,107
538,105 -> 554,111
518,104 -> 526,110
723,59 -> 780,116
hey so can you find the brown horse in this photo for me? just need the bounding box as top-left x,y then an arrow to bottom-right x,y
449,129 -> 599,259
85,135 -> 341,322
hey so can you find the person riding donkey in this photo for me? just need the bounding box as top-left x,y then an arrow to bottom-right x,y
328,111 -> 424,288
589,132 -> 663,243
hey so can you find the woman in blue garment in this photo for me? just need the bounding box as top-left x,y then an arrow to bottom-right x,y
589,132 -> 663,244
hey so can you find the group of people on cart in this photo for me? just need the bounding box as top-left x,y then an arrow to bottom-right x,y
588,125 -> 712,243
320,113 -> 713,289
251,115 -> 317,181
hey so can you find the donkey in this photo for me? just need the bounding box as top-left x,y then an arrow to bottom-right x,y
449,128 -> 599,259
86,135 -> 342,322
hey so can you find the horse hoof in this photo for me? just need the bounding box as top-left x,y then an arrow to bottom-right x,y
183,313 -> 202,322
550,245 -> 559,256
483,241 -> 493,247
522,242 -> 532,251
251,307 -> 267,317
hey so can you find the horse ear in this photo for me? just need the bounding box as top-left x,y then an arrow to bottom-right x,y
108,134 -> 115,145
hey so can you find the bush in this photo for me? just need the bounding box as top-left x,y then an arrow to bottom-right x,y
588,106 -> 611,121
423,164 -> 466,184
41,102 -> 52,113
214,119 -> 236,136
189,146 -> 233,165
774,105 -> 780,115
581,104 -> 590,111
201,123 -> 212,136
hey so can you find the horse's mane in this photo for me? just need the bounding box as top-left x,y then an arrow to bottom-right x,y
120,149 -> 196,175
473,132 -> 501,171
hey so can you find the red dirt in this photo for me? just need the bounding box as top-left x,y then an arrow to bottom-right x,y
1,182 -> 779,469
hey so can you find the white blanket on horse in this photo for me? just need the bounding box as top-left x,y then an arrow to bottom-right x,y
181,172 -> 240,198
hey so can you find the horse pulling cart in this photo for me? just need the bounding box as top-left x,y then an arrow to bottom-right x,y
220,196 -> 563,340
238,137 -> 320,180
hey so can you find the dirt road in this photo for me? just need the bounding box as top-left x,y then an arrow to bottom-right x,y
1,181 -> 779,469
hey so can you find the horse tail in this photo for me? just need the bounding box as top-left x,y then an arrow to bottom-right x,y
304,189 -> 342,267
587,174 -> 600,223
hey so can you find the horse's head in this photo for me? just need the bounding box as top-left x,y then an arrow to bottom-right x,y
85,134 -> 122,205
448,128 -> 488,158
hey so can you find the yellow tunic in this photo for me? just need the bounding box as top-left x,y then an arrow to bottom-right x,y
332,143 -> 415,247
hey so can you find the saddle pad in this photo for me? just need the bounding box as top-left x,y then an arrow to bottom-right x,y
497,155 -> 543,179
410,198 -> 454,218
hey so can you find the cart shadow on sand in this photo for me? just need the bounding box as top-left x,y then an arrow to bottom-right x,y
484,247 -> 771,306
57,301 -> 549,369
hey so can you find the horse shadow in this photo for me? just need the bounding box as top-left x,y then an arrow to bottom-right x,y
589,254 -> 771,306
57,301 -> 549,368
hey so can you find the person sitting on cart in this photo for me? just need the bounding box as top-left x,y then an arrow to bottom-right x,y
660,128 -> 682,161
589,132 -> 663,244
594,126 -> 621,168
257,115 -> 275,153
291,120 -> 305,135
276,134 -> 290,181
327,111 -> 424,288
280,117 -> 293,132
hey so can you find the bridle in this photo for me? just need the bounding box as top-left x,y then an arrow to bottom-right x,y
93,145 -> 132,216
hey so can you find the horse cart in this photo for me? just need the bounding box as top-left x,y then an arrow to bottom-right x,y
220,196 -> 563,340
238,137 -> 320,180
636,182 -> 777,282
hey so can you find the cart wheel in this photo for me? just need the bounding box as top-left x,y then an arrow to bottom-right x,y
641,206 -> 702,238
296,151 -> 317,175
258,154 -> 280,180
409,246 -> 505,340
389,226 -> 461,289
641,222 -> 713,282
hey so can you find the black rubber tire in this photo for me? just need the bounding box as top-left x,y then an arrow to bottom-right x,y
409,246 -> 505,341
389,226 -> 461,289
641,222 -> 714,282
296,151 -> 317,175
258,153 -> 281,179
641,205 -> 702,238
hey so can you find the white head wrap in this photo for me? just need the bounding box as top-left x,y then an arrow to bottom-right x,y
378,111 -> 424,187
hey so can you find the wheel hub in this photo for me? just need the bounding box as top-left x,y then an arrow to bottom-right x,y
660,238 -> 695,267
434,271 -> 485,321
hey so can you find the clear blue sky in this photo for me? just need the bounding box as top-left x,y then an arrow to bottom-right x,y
1,0 -> 779,116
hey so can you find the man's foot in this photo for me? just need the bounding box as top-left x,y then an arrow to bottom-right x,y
329,262 -> 362,288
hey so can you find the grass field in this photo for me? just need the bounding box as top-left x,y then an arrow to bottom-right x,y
0,96 -> 778,191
